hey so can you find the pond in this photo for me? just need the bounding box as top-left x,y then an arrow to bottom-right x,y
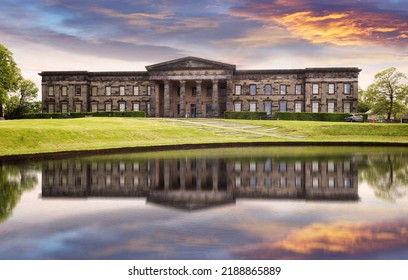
1,146 -> 408,260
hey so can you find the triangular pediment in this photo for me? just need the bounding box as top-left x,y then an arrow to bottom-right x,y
146,56 -> 236,71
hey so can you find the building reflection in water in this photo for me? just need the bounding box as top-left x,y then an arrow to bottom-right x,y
42,155 -> 359,210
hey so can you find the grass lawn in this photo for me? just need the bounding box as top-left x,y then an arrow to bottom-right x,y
0,117 -> 408,156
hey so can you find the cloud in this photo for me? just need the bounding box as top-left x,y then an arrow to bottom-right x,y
228,0 -> 408,48
232,220 -> 408,259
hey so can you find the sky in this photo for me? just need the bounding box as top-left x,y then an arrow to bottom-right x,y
1,0 -> 408,91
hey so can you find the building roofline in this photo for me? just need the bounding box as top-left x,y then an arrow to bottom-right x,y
39,71 -> 149,76
235,67 -> 361,75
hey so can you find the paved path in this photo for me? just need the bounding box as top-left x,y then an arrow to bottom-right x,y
162,119 -> 306,140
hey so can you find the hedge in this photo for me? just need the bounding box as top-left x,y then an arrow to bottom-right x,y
273,112 -> 368,122
23,111 -> 145,119
224,111 -> 268,120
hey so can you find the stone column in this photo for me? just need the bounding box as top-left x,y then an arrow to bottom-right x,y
196,80 -> 202,118
149,81 -> 156,117
164,80 -> 170,117
212,79 -> 219,117
212,159 -> 219,191
180,159 -> 186,190
164,161 -> 170,190
179,80 -> 186,117
226,79 -> 234,111
196,159 -> 202,190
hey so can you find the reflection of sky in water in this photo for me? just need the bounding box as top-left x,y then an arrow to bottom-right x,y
1,148 -> 408,260
1,183 -> 408,260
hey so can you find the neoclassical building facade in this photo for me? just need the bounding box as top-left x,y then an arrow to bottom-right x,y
40,56 -> 361,117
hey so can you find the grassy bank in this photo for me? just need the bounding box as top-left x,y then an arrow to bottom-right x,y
1,118 -> 408,156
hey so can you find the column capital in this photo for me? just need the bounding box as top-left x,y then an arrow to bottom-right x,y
211,78 -> 219,84
179,80 -> 186,86
195,80 -> 202,85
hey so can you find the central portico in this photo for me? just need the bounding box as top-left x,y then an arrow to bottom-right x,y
146,56 -> 235,117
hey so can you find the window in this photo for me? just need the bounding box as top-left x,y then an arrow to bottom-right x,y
147,103 -> 150,114
328,161 -> 335,172
295,84 -> 302,95
61,86 -> 67,96
75,102 -> 81,113
312,177 -> 319,188
61,103 -> 68,113
344,177 -> 351,188
343,161 -> 351,172
250,161 -> 257,172
206,86 -> 212,97
279,101 -> 287,112
328,177 -> 335,188
312,83 -> 319,94
235,85 -> 241,95
265,177 -> 272,187
312,161 -> 319,172
133,86 -> 139,95
328,83 -> 335,94
312,102 -> 319,113
265,84 -> 272,95
264,101 -> 272,115
344,83 -> 351,94
192,87 -> 197,96
295,177 -> 302,188
280,177 -> 287,188
295,102 -> 302,113
91,102 -> 98,112
328,101 -> 335,113
48,103 -> 55,113
75,86 -> 81,96
343,102 -> 351,113
119,102 -> 125,112
235,176 -> 241,188
234,161 -> 241,171
279,161 -> 286,172
132,103 -> 140,112
234,103 -> 242,112
280,84 -> 286,95
147,85 -> 151,96
106,86 -> 111,96
250,176 -> 257,187
249,102 -> 257,112
295,161 -> 302,172
119,86 -> 125,96
105,102 -> 112,112
250,84 -> 257,95
264,159 -> 272,172
91,86 -> 97,96
48,86 -> 54,96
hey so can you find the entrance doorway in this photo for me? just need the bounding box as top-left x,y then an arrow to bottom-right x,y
191,104 -> 196,118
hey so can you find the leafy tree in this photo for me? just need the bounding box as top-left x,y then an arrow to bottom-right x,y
359,153 -> 408,202
357,87 -> 371,113
365,67 -> 408,122
0,163 -> 37,223
0,43 -> 22,118
4,79 -> 40,119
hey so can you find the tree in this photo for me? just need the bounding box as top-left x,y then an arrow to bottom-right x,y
4,79 -> 40,119
357,87 -> 371,113
0,43 -> 22,118
365,67 -> 408,122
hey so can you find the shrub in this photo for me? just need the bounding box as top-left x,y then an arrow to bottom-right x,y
23,111 -> 145,119
224,111 -> 268,120
273,112 -> 368,122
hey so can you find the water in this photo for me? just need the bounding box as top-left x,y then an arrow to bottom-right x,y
1,146 -> 408,260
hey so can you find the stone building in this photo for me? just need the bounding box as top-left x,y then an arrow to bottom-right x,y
42,155 -> 359,210
40,56 -> 361,117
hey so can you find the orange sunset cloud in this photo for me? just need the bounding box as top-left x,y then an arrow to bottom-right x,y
233,220 -> 408,259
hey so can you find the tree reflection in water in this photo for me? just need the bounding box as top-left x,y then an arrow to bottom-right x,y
360,153 -> 408,202
0,163 -> 38,223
